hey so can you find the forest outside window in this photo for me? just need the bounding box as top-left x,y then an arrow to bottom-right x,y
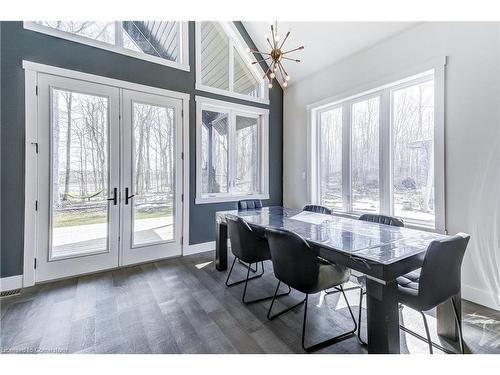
195,22 -> 269,104
310,70 -> 444,230
24,21 -> 189,70
196,97 -> 269,204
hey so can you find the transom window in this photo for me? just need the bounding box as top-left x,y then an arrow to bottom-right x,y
24,21 -> 189,71
310,70 -> 445,230
196,96 -> 269,204
195,22 -> 269,104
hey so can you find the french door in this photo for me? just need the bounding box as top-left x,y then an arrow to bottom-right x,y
35,73 -> 183,282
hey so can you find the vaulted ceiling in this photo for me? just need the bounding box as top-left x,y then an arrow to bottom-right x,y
243,22 -> 419,85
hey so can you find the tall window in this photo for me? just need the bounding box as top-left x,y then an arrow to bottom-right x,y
24,21 -> 189,70
312,70 -> 444,230
195,22 -> 268,104
196,97 -> 269,203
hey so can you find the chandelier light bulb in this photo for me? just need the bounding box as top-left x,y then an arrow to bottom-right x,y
275,34 -> 280,42
274,65 -> 278,71
283,81 -> 288,87
285,75 -> 291,81
268,83 -> 273,89
246,47 -> 251,53
270,72 -> 275,79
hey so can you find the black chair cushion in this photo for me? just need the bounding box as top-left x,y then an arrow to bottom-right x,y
227,215 -> 271,264
303,205 -> 332,215
397,269 -> 421,310
238,200 -> 263,210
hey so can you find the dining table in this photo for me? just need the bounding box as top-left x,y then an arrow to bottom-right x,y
214,206 -> 463,354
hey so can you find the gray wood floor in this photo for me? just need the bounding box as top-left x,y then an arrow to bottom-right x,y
1,251 -> 500,354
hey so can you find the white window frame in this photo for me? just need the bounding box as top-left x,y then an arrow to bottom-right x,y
195,22 -> 270,105
23,21 -> 190,72
195,96 -> 269,204
307,57 -> 446,233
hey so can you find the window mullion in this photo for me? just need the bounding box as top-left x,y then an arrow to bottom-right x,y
228,110 -> 236,195
380,89 -> 391,215
342,103 -> 352,213
115,21 -> 123,48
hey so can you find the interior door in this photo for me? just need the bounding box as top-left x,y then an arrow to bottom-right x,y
35,73 -> 120,282
121,90 -> 183,265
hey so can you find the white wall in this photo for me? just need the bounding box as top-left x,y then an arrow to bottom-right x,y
284,22 -> 500,311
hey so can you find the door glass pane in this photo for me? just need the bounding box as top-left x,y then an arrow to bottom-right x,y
319,107 -> 343,210
351,97 -> 380,213
200,22 -> 230,90
234,115 -> 260,194
51,89 -> 109,258
132,102 -> 175,246
392,79 -> 435,225
201,109 -> 229,194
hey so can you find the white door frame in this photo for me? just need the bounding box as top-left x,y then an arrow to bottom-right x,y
22,60 -> 190,287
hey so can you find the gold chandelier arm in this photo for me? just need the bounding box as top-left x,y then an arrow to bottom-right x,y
282,57 -> 301,62
252,57 -> 271,64
278,31 -> 291,50
270,24 -> 277,48
282,46 -> 305,55
278,61 -> 289,79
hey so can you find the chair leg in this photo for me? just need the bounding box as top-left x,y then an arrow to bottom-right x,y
267,281 -> 304,320
241,263 -> 291,305
226,258 -> 264,288
451,297 -> 465,354
301,286 -> 357,352
421,311 -> 433,354
238,259 -> 258,273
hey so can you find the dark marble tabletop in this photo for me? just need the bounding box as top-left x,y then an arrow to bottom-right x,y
216,206 -> 448,265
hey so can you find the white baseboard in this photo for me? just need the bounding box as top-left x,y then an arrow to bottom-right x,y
462,283 -> 500,311
0,275 -> 23,292
183,241 -> 216,256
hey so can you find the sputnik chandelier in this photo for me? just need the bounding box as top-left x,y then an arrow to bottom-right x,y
247,22 -> 304,88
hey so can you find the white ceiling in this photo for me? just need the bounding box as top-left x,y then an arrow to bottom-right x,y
243,22 -> 419,85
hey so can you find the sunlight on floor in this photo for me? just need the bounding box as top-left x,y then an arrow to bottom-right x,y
195,261 -> 213,269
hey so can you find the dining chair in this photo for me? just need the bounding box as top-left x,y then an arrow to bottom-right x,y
303,204 -> 332,215
355,213 -> 404,346
398,233 -> 470,354
265,227 -> 357,352
238,199 -> 263,210
225,215 -> 290,304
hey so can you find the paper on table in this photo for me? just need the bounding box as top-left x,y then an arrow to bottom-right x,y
289,211 -> 331,225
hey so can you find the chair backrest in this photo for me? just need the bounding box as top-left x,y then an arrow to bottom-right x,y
226,215 -> 269,263
265,227 -> 320,293
359,213 -> 404,227
303,204 -> 332,215
417,233 -> 470,309
238,199 -> 263,210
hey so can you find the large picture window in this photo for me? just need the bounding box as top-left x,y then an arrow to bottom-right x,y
310,69 -> 445,230
196,97 -> 269,204
24,21 -> 189,71
195,22 -> 269,104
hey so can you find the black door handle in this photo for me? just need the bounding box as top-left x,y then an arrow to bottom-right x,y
125,187 -> 135,205
107,187 -> 117,205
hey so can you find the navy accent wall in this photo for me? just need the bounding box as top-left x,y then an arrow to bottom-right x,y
0,21 -> 283,278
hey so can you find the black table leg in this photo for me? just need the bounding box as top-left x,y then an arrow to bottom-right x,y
366,278 -> 400,354
437,291 -> 461,341
215,220 -> 227,271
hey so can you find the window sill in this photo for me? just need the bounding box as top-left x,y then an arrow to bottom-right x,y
331,210 -> 444,234
195,83 -> 270,105
195,194 -> 269,205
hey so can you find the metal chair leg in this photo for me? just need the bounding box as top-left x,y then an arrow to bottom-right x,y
238,259 -> 258,273
421,311 -> 433,354
226,258 -> 264,288
267,281 -> 304,320
301,286 -> 357,352
451,297 -> 465,354
241,263 -> 291,305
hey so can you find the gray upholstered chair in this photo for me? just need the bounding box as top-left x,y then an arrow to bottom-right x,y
238,199 -> 263,211
265,227 -> 357,352
225,215 -> 290,304
303,204 -> 332,215
398,233 -> 470,354
356,213 -> 404,345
